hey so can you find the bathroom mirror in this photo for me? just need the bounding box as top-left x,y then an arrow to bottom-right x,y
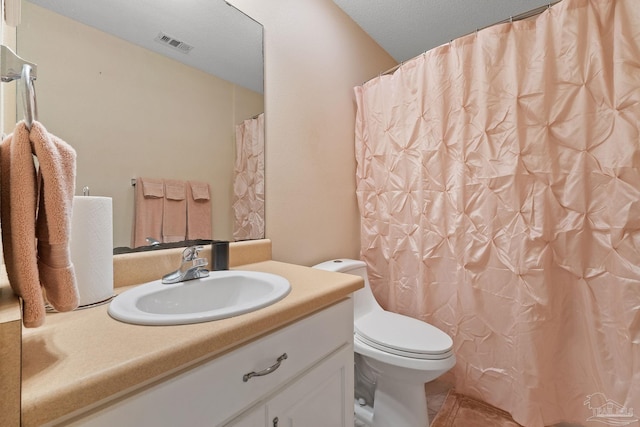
17,0 -> 264,249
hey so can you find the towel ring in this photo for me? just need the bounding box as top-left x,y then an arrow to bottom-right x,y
21,64 -> 37,130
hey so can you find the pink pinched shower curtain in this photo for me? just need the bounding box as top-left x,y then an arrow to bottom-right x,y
233,113 -> 265,240
354,0 -> 640,425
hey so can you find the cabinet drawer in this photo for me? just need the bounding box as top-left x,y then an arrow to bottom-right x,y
213,298 -> 353,423
65,298 -> 353,426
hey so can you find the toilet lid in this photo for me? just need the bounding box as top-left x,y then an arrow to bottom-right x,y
355,311 -> 453,360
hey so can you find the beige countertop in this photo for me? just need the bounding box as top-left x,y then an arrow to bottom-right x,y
20,259 -> 362,426
0,269 -> 21,427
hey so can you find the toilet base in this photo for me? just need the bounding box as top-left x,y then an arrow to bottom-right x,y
371,375 -> 429,427
353,379 -> 430,427
353,347 -> 455,427
354,400 -> 373,426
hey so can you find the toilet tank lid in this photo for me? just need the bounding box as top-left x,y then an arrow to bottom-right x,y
312,259 -> 366,273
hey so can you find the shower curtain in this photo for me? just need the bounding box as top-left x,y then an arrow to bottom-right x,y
354,0 -> 640,425
233,113 -> 265,240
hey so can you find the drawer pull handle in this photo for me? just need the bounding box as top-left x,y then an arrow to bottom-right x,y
243,353 -> 288,382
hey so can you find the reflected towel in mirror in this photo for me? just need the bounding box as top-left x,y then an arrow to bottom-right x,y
162,179 -> 186,243
186,181 -> 212,240
132,177 -> 164,248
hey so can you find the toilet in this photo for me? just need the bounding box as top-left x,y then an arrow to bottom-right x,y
313,259 -> 455,427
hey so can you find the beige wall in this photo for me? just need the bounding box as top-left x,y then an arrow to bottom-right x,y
228,0 -> 397,265
0,4 -> 16,137
17,3 -> 263,248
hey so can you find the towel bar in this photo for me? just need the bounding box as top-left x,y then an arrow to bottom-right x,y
1,45 -> 38,129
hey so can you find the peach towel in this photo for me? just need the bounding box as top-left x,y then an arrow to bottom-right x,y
132,177 -> 164,247
0,121 -> 78,328
162,179 -> 186,243
186,181 -> 212,240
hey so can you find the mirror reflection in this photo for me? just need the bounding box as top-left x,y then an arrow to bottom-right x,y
18,0 -> 264,249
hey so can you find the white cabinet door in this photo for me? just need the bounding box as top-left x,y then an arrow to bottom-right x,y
266,344 -> 353,427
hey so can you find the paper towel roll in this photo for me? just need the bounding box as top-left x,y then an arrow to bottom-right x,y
70,196 -> 114,307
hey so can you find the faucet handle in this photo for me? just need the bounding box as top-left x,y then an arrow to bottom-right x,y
182,245 -> 204,261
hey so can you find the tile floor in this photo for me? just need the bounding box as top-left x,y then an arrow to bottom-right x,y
425,379 -> 453,424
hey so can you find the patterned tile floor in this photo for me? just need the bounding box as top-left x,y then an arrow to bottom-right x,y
426,379 -> 453,424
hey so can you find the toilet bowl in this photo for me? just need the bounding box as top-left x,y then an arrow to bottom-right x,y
313,259 -> 455,427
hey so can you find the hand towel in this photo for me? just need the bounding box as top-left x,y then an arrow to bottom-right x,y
30,122 -> 79,313
186,181 -> 212,240
132,177 -> 164,248
0,121 -> 78,327
162,179 -> 186,243
0,123 -> 43,326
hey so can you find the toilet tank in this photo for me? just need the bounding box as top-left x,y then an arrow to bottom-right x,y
312,259 -> 382,319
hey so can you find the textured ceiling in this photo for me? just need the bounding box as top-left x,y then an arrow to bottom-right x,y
25,0 -> 558,94
26,0 -> 264,93
332,0 -> 554,63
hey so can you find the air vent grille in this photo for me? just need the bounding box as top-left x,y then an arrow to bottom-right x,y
154,32 -> 193,54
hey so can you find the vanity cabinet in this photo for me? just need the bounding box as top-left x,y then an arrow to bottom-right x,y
60,299 -> 354,427
227,345 -> 352,427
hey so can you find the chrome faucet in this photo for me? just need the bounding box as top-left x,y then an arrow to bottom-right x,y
162,246 -> 209,284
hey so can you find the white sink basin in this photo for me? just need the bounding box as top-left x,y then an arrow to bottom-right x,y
108,270 -> 291,325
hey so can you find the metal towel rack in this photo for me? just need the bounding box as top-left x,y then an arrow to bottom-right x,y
1,44 -> 38,129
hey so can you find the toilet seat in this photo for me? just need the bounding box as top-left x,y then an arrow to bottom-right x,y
355,311 -> 453,360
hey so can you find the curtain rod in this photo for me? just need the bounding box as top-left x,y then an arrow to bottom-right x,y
378,0 -> 563,78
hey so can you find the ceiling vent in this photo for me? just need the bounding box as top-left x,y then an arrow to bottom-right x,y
154,32 -> 193,54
